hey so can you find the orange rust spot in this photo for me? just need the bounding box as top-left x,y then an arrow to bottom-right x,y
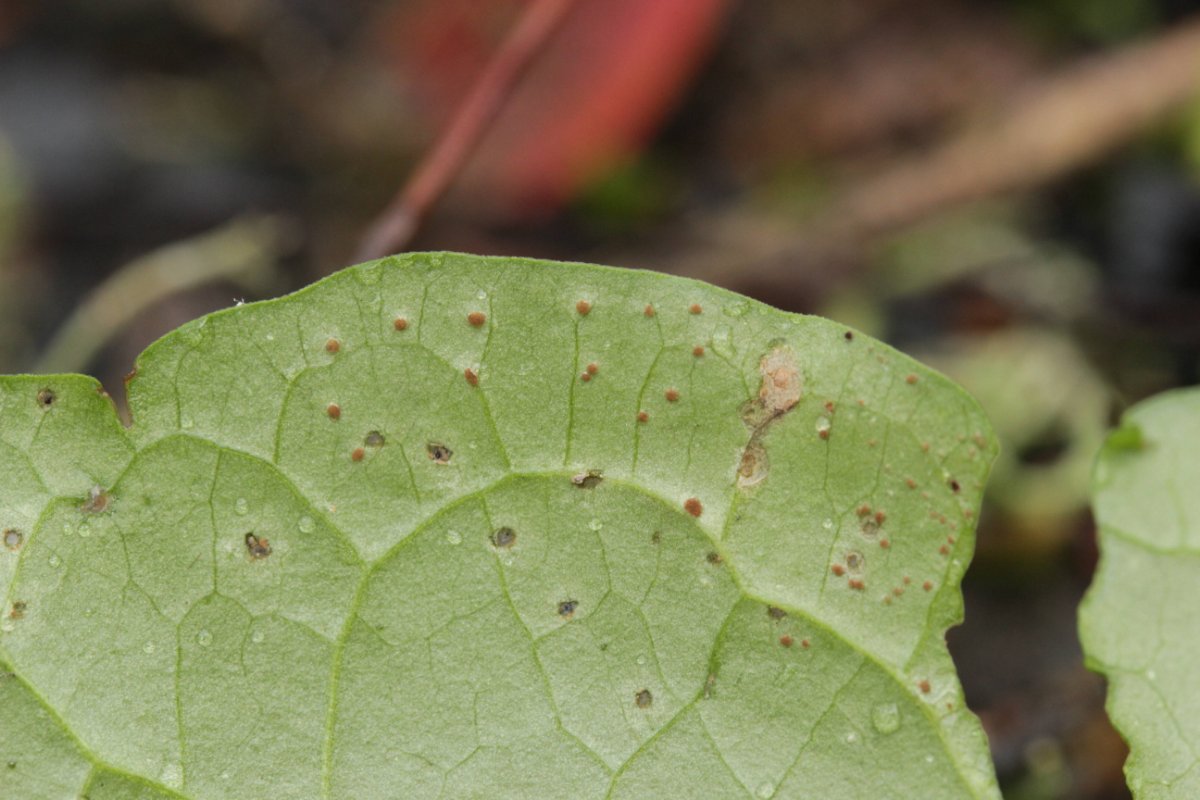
576,300 -> 592,316
874,511 -> 887,525
923,580 -> 933,592
393,317 -> 408,331
824,400 -> 835,414
684,497 -> 703,518
689,303 -> 702,315
692,345 -> 705,357
818,429 -> 830,440
920,441 -> 931,452
848,578 -> 865,590
326,403 -> 341,420
918,679 -> 931,694
963,508 -> 974,519
637,411 -> 649,423
857,504 -> 872,517
879,539 -> 890,549
801,638 -> 810,648
779,635 -> 793,648
665,388 -> 680,402
351,447 -> 365,462
905,374 -> 918,385
939,544 -> 950,555
903,576 -> 912,585
580,372 -> 592,382
905,477 -> 917,489
644,304 -> 655,317
467,311 -> 486,327
586,362 -> 599,374
867,438 -> 878,447
464,368 -> 479,387
325,338 -> 341,354
831,564 -> 846,576
892,587 -> 904,597
947,535 -> 956,545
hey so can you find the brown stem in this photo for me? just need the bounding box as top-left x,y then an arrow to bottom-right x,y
355,0 -> 578,262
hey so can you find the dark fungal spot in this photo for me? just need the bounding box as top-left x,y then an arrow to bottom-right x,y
9,601 -> 26,620
571,470 -> 603,489
36,388 -> 55,408
244,533 -> 272,559
490,527 -> 516,548
949,478 -> 961,493
3,529 -> 23,550
767,606 -> 786,620
706,551 -> 723,566
635,689 -> 653,709
557,600 -> 578,618
844,331 -> 854,341
651,530 -> 661,545
427,443 -> 452,463
364,430 -> 386,448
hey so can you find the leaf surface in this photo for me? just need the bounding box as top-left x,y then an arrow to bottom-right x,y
0,253 -> 998,799
1080,387 -> 1200,799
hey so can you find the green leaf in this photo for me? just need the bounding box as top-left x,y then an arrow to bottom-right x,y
1080,387 -> 1200,799
0,253 -> 999,799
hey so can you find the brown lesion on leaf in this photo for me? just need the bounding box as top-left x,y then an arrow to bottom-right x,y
426,442 -> 453,463
244,532 -> 272,559
8,601 -> 26,620
81,485 -> 110,515
3,529 -> 23,551
571,470 -> 603,489
634,688 -> 653,708
737,345 -> 804,489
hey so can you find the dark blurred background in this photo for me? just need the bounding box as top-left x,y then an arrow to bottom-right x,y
3,2 -> 1200,797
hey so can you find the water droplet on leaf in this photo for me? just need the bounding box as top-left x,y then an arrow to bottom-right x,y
872,702 -> 900,734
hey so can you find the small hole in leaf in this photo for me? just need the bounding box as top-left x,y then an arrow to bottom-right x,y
467,311 -> 486,327
325,338 -> 341,354
684,497 -> 703,517
244,533 -> 272,559
635,689 -> 653,709
767,606 -> 786,620
571,470 -> 603,489
36,388 -> 55,408
3,529 -> 22,551
81,485 -> 110,514
557,600 -> 578,618
491,527 -> 516,548
364,430 -> 386,448
326,403 -> 341,420
427,443 -> 453,463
